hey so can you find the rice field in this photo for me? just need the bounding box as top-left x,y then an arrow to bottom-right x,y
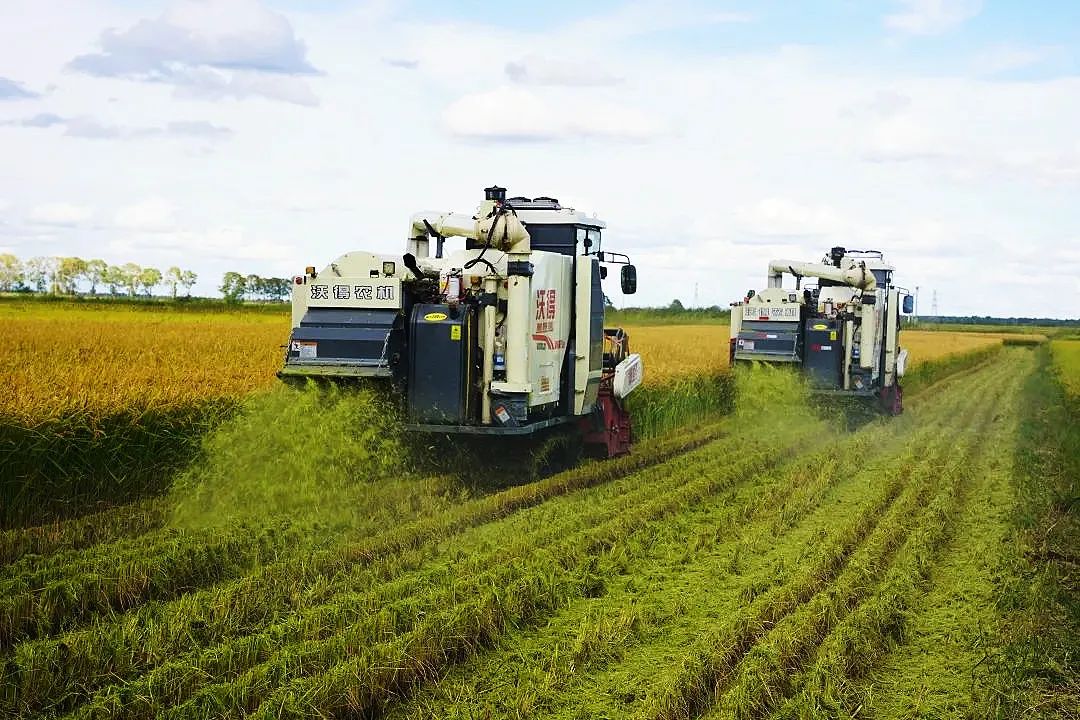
1,302 -> 1009,524
1,299 -> 1075,718
1051,339 -> 1080,403
0,302 -> 1012,419
0,345 -> 1072,718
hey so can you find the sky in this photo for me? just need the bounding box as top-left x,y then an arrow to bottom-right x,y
0,0 -> 1078,318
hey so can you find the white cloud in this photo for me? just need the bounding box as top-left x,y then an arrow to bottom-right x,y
28,203 -> 94,226
734,198 -> 850,241
169,67 -> 319,106
885,0 -> 983,35
114,226 -> 296,263
5,114 -> 232,141
505,55 -> 622,87
114,198 -> 176,231
970,44 -> 1059,75
443,86 -> 662,142
860,115 -> 951,163
0,76 -> 38,99
68,0 -> 318,105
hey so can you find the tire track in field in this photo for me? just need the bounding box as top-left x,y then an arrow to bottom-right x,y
429,358 -> 1002,720
677,353 -> 1017,720
817,348 -> 1034,719
379,363 -> 997,720
697,369 -> 1010,720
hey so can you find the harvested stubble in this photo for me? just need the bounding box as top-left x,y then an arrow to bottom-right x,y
60,424 -> 818,719
8,415 -> 766,716
0,520 -> 330,649
0,497 -> 169,567
380,349 -> 1014,720
382,380 -> 981,719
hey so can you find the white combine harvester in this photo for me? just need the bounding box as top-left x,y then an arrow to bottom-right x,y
730,247 -> 914,414
281,186 -> 644,457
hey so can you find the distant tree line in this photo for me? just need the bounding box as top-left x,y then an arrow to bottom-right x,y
916,315 -> 1079,327
0,254 -> 197,298
0,254 -> 294,303
218,272 -> 291,304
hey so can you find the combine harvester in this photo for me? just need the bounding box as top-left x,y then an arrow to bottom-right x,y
280,186 -> 644,457
730,247 -> 914,414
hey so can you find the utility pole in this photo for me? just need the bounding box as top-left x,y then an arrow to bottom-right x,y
914,285 -> 920,326
932,289 -> 939,318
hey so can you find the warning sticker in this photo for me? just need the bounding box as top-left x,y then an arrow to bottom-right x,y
291,341 -> 317,359
450,325 -> 461,341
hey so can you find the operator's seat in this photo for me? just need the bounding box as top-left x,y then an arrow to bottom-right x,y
603,328 -> 629,369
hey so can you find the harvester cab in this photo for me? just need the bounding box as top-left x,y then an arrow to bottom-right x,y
280,186 -> 643,457
729,247 -> 913,414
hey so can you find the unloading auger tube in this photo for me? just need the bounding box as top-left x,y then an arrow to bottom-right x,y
730,246 -> 914,415
280,185 -> 644,458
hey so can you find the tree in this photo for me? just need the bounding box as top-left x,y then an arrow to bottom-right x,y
103,265 -> 124,295
668,298 -> 685,312
180,270 -> 197,297
245,274 -> 264,301
165,266 -> 183,299
0,254 -> 23,292
120,263 -> 142,297
138,267 -> 162,297
220,271 -> 246,304
85,259 -> 108,295
56,257 -> 87,295
263,277 -> 291,301
24,257 -> 49,293
38,257 -> 61,294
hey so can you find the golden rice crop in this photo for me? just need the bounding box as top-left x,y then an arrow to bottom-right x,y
900,330 -> 1003,367
2,301 -> 1018,424
627,325 -> 730,384
1050,339 -> 1080,402
1,310 -> 285,424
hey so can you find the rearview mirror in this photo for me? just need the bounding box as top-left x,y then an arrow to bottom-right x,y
621,264 -> 637,295
902,294 -> 914,314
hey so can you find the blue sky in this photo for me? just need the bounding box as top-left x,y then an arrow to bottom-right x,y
0,0 -> 1078,317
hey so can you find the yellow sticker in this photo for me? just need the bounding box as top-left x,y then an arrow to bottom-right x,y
812,323 -> 827,330
450,325 -> 461,340
830,331 -> 837,341
424,312 -> 447,322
